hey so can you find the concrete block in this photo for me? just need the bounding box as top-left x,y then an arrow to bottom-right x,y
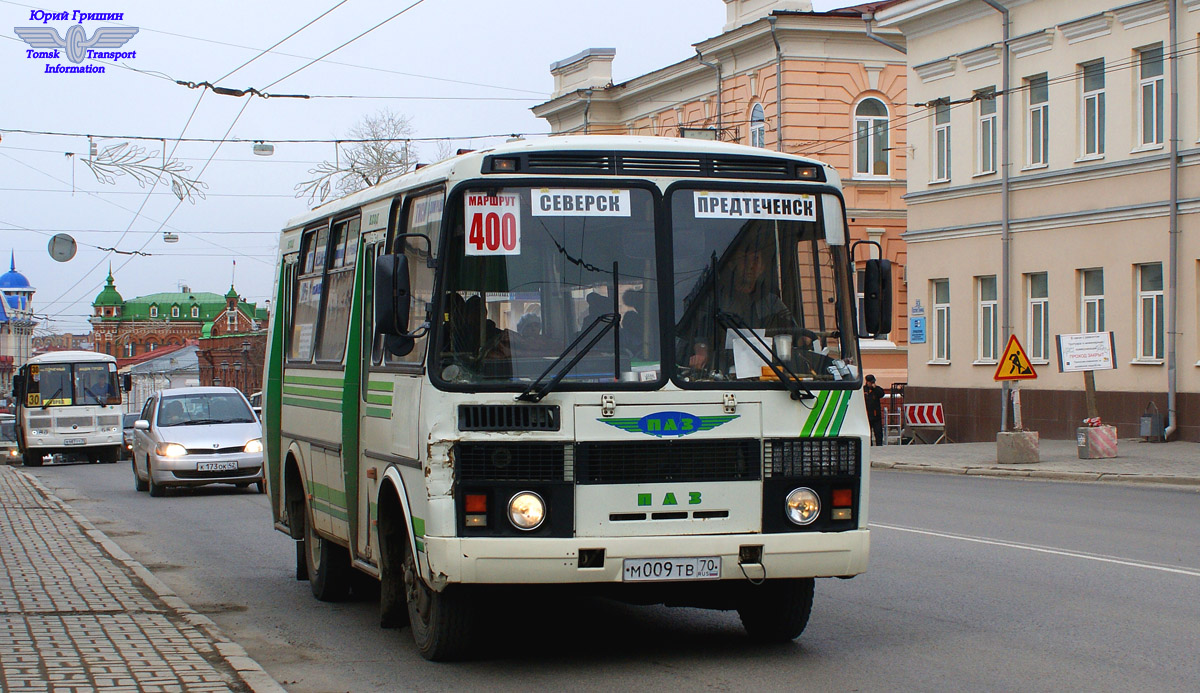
997,431 -> 1039,464
1076,425 -> 1117,459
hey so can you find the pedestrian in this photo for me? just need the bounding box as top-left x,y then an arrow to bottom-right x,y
864,374 -> 885,446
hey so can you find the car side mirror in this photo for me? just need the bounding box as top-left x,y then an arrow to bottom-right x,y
134,420 -> 150,431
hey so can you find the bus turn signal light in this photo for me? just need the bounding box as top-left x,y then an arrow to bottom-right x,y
465,494 -> 487,513
832,488 -> 852,507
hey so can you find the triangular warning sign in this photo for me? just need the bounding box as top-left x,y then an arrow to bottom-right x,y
994,335 -> 1037,381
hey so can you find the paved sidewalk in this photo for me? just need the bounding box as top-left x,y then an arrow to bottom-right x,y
0,466 -> 283,693
871,437 -> 1200,486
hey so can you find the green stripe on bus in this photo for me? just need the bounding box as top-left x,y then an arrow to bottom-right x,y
306,479 -> 348,508
365,407 -> 391,419
310,497 -> 349,522
369,502 -> 378,521
415,539 -> 425,553
801,391 -> 829,437
282,396 -> 341,412
815,392 -> 843,437
366,381 -> 394,392
412,517 -> 425,538
282,385 -> 342,400
364,393 -> 392,405
829,390 -> 853,435
284,374 -> 344,387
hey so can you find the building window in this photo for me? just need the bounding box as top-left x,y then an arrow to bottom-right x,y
191,305 -> 200,318
1027,74 -> 1048,166
933,100 -> 951,182
146,341 -> 157,352
227,309 -> 237,329
149,305 -> 157,318
977,89 -> 997,174
1081,268 -> 1105,332
1137,263 -> 1164,360
749,103 -> 766,148
124,342 -> 134,358
933,279 -> 951,361
977,276 -> 998,362
1027,273 -> 1049,362
1138,46 -> 1164,147
854,98 -> 889,177
1081,60 -> 1105,157
171,306 -> 179,318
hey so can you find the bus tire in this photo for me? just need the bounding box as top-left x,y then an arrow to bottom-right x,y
736,577 -> 815,643
132,459 -> 148,492
403,540 -> 474,661
22,449 -> 43,467
303,503 -> 351,601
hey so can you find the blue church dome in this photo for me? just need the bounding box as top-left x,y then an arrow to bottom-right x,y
0,252 -> 33,291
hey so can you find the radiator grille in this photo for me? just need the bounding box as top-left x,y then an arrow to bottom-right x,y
97,415 -> 122,427
711,156 -> 791,178
172,465 -> 261,480
184,446 -> 246,455
526,153 -> 615,173
54,416 -> 94,428
27,417 -> 52,429
576,439 -> 760,484
764,438 -> 860,478
455,442 -> 569,481
458,404 -> 560,431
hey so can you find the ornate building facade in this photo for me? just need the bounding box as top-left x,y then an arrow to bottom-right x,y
0,253 -> 37,396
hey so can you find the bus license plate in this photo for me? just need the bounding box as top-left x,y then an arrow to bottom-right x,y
622,556 -> 721,582
63,438 -> 85,445
197,461 -> 238,472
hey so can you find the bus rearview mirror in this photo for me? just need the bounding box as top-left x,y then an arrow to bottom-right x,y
861,258 -> 893,336
375,253 -> 411,336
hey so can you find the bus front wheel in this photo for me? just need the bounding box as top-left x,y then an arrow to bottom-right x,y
22,449 -> 43,467
403,541 -> 474,661
736,577 -> 815,643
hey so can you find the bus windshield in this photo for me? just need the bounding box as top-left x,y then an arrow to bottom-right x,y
671,188 -> 858,385
436,186 -> 661,388
27,362 -> 120,407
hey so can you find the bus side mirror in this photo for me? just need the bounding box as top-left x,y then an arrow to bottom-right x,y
861,258 -> 893,337
122,374 -> 132,392
12,375 -> 24,399
375,253 -> 412,336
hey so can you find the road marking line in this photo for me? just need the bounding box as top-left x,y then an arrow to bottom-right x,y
871,522 -> 1200,578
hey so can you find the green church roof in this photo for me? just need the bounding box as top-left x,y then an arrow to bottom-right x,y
93,270 -> 123,306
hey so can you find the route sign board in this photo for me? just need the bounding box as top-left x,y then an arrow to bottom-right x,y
993,335 -> 1037,381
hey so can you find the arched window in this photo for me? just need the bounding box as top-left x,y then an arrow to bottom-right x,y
149,305 -> 158,318
146,341 -> 157,352
749,103 -> 766,148
171,305 -> 180,318
191,305 -> 200,318
854,98 -> 890,177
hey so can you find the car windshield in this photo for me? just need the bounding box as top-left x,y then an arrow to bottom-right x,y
156,393 -> 255,427
671,188 -> 858,386
0,420 -> 16,442
435,186 -> 661,388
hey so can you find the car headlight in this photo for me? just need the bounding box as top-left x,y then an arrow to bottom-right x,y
785,487 -> 821,526
156,442 -> 188,457
507,491 -> 546,531
244,438 -> 263,454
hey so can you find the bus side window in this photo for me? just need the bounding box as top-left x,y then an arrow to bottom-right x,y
289,226 -> 326,361
385,191 -> 441,365
316,216 -> 360,363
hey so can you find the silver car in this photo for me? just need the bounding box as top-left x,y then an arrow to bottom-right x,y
131,387 -> 264,496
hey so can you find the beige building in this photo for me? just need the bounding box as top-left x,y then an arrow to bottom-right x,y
533,0 -> 912,385
877,0 -> 1200,440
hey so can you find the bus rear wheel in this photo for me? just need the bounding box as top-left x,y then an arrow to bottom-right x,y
736,577 -> 815,643
303,503 -> 351,601
402,539 -> 474,661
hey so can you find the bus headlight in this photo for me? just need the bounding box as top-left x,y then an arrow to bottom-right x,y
32,429 -> 48,436
244,439 -> 263,454
507,491 -> 546,531
785,487 -> 820,526
156,442 -> 188,457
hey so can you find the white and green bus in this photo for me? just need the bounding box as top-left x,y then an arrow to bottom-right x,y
264,135 -> 892,660
13,350 -> 127,466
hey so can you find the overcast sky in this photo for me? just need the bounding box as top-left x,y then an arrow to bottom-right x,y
1,0 -> 857,334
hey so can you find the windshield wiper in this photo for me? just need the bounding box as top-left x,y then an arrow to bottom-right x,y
181,418 -> 223,426
517,312 -> 619,403
716,310 -> 814,401
41,385 -> 64,409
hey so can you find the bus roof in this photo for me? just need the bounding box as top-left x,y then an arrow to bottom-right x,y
283,135 -> 838,232
26,350 -> 116,366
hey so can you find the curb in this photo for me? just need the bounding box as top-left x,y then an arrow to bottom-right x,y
872,461 -> 1200,487
19,470 -> 286,693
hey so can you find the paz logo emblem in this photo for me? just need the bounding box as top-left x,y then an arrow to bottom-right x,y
600,411 -> 738,438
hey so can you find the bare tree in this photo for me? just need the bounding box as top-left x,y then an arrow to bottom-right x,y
296,109 -> 415,204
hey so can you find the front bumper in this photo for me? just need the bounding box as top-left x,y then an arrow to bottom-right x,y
149,452 -> 264,487
423,529 -> 869,585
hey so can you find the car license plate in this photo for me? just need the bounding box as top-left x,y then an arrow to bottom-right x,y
197,461 -> 238,472
622,556 -> 721,582
63,438 -> 85,445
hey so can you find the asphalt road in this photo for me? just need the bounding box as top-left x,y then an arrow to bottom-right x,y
25,461 -> 1200,692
